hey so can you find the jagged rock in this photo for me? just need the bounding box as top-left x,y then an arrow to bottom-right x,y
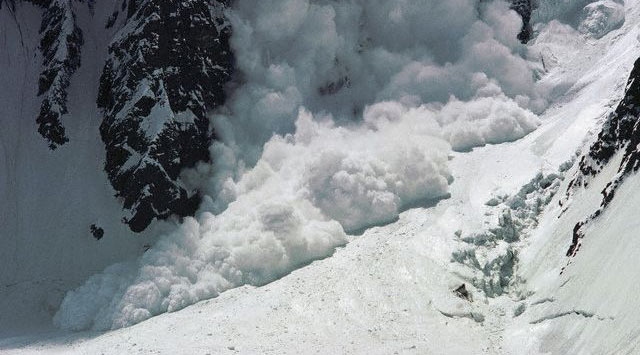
35,0 -> 83,149
90,224 -> 104,240
509,0 -> 536,43
4,0 -> 232,234
565,57 -> 640,257
97,0 -> 233,232
454,284 -> 473,302
513,303 -> 526,317
479,0 -> 535,43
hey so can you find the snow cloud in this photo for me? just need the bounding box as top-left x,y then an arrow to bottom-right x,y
55,0 -> 555,330
533,0 -> 625,37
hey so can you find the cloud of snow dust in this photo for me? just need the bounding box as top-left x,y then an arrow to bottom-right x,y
533,0 -> 625,38
214,0 -> 547,166
55,0 -> 557,331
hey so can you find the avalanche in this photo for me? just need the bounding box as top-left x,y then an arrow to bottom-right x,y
53,0 -> 549,332
2,0 -> 640,354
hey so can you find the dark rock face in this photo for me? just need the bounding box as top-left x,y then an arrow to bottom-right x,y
4,0 -> 233,233
480,0 -> 535,43
97,0 -> 233,232
35,0 -> 83,149
90,224 -> 104,240
509,0 -> 535,43
564,57 -> 640,257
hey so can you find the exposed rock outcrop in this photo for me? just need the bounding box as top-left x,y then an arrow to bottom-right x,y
565,57 -> 640,257
97,0 -> 233,231
35,0 -> 83,149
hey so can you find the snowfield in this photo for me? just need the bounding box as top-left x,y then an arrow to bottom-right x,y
3,0 -> 640,354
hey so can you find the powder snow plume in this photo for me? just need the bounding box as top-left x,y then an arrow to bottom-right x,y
55,0 -> 549,330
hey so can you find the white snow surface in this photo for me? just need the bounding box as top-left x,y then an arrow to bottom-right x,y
3,0 -> 640,353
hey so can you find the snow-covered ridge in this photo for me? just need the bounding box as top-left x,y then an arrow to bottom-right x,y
563,56 -> 640,257
0,0 -> 85,149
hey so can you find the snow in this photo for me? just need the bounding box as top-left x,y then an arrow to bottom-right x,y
0,1 -> 157,337
216,0 -> 549,170
4,0 -> 640,353
579,0 -> 626,38
50,0 -> 556,332
503,151 -> 640,353
438,95 -> 540,151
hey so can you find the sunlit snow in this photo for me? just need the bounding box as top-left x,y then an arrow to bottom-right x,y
2,0 -> 640,353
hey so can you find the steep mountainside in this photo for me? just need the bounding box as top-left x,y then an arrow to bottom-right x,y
2,0 -> 233,233
0,0 -> 535,236
2,0 -> 639,352
35,0 -> 84,149
0,0 -> 233,336
4,0 -> 640,353
564,56 -> 640,257
97,0 -> 233,232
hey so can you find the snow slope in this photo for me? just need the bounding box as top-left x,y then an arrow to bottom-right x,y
0,0 -> 232,337
2,0 -> 640,353
0,1 -> 157,337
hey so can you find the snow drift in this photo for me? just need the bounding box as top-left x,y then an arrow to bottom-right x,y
55,0 -> 553,330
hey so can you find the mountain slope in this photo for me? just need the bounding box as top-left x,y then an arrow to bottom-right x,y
0,0 -> 233,336
35,0 -> 83,149
564,55 -> 640,257
505,2 -> 640,350
98,0 -> 233,232
0,0 -> 151,336
2,0 -> 640,353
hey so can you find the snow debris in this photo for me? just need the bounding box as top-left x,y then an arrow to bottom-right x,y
578,0 -> 625,38
453,168 -> 567,298
55,0 -> 557,331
